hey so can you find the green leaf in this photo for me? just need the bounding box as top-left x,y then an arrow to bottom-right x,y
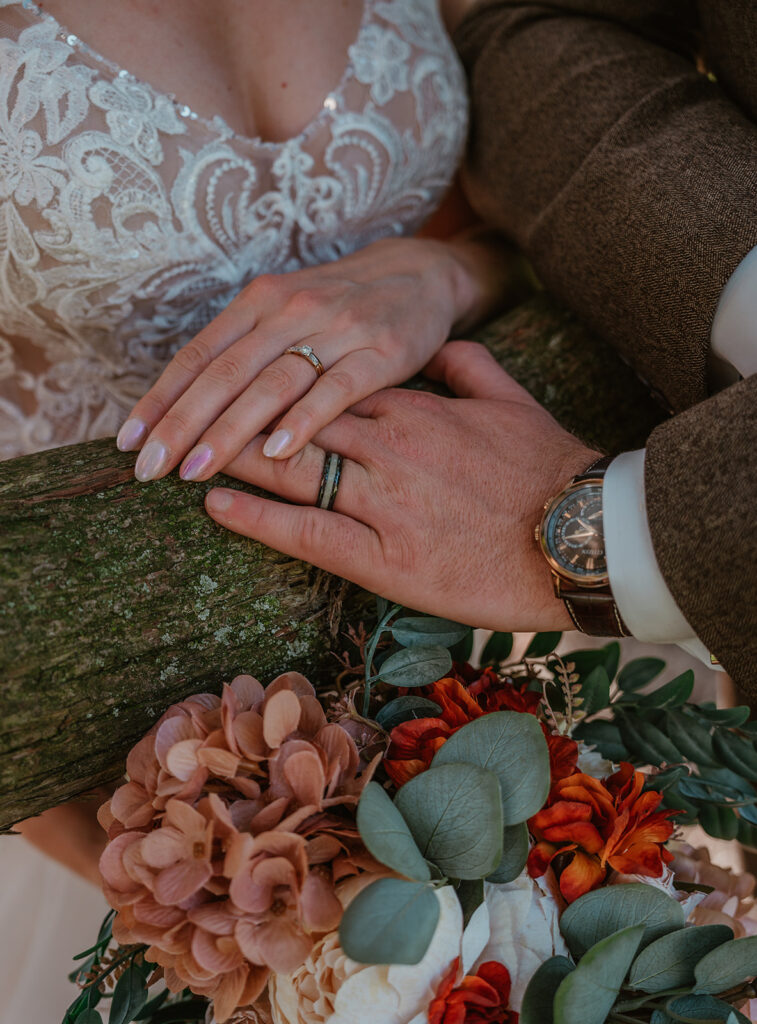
374,696 -> 443,731
712,729 -> 757,782
377,645 -> 452,688
455,878 -> 485,927
356,782 -> 430,881
553,925 -> 644,1024
618,714 -> 681,765
666,995 -> 751,1023
431,710 -> 550,825
562,644 -> 619,684
134,990 -> 170,1020
698,803 -> 739,841
486,822 -> 530,883
560,883 -> 684,958
644,765 -> 690,794
572,720 -> 628,763
651,1013 -> 676,1024
693,935 -> 757,994
520,956 -> 575,1024
665,711 -> 718,766
628,925 -> 734,993
391,616 -> 470,650
526,631 -> 562,657
481,631 -> 514,665
77,1013 -> 104,1024
738,817 -> 757,849
737,803 -> 757,826
694,705 -> 751,727
339,878 -> 439,964
578,665 -> 611,715
617,657 -> 666,691
449,630 -> 474,664
109,965 -> 148,1024
394,763 -> 503,879
637,671 -> 695,709
663,785 -> 701,824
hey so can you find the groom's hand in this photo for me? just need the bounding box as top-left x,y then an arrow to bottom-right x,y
205,342 -> 598,632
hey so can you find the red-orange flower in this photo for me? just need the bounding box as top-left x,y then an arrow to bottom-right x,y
427,957 -> 519,1024
528,762 -> 675,903
384,671 -> 554,788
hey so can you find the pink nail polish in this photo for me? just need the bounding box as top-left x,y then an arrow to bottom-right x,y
116,418 -> 147,452
180,443 -> 214,481
134,440 -> 168,482
263,429 -> 292,458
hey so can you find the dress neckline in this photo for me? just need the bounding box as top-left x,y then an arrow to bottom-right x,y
14,0 -> 376,150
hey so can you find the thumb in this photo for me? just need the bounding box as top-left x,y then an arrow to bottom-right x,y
424,341 -> 535,403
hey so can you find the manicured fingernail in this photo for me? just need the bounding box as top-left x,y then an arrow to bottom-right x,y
134,440 -> 168,482
116,418 -> 147,451
263,429 -> 292,458
207,488 -> 233,513
180,443 -> 214,481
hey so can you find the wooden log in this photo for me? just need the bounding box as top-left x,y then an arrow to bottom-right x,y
0,295 -> 665,828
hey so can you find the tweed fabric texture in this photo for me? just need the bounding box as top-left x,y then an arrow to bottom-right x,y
455,0 -> 757,688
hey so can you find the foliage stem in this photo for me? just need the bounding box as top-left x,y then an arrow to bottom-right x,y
362,603 -> 401,717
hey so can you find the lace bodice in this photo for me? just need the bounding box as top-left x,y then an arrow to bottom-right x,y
0,0 -> 467,458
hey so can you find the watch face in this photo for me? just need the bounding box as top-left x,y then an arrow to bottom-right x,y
542,483 -> 608,584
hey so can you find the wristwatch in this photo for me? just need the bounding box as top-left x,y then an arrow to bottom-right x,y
535,455 -> 630,638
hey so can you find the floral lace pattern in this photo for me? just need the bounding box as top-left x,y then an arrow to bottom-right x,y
0,0 -> 468,458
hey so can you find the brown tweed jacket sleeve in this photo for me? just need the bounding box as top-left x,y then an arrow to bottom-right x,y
454,0 -> 757,413
454,1 -> 757,689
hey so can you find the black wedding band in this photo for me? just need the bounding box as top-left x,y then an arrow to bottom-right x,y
317,452 -> 342,511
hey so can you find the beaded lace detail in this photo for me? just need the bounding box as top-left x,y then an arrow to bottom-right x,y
0,0 -> 467,457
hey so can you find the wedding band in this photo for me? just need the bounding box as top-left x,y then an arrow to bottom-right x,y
317,452 -> 342,510
285,344 -> 325,377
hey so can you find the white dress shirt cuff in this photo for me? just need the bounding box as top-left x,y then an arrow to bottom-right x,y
711,244 -> 757,378
603,450 -> 720,670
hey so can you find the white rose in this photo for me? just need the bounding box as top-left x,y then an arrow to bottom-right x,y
474,871 -> 570,1011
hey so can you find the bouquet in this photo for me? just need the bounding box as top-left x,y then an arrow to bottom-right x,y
62,607 -> 757,1024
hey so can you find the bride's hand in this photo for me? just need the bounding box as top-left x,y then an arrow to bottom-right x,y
117,233 -> 519,482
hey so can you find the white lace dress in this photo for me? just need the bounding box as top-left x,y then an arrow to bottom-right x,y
0,2 -> 467,1019
0,0 -> 468,459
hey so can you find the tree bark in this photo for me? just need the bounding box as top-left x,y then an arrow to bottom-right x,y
0,295 -> 664,828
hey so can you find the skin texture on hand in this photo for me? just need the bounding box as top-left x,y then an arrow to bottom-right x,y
17,797 -> 109,887
117,232 -> 518,486
205,342 -> 598,633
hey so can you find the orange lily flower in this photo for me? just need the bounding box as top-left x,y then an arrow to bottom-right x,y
428,957 -> 519,1024
528,763 -> 675,903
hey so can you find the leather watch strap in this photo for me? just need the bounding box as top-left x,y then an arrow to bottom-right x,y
562,590 -> 631,638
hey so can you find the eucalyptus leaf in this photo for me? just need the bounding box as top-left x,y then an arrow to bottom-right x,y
560,883 -> 684,958
338,878 -> 440,964
526,631 -> 562,657
356,782 -> 430,881
694,705 -> 751,727
578,665 -> 611,715
377,645 -> 452,688
665,995 -> 751,1023
431,710 -> 550,825
644,765 -> 690,794
738,817 -> 757,849
663,785 -> 701,824
481,631 -> 514,665
553,925 -> 644,1024
572,720 -> 628,763
651,1013 -> 676,1024
391,616 -> 470,650
134,990 -> 170,1020
374,696 -> 443,731
486,822 -> 530,883
455,878 -> 485,928
665,711 -> 718,766
698,803 -> 739,841
704,767 -> 757,799
637,670 -> 694,709
628,925 -> 734,993
737,803 -> 757,826
77,1013 -> 103,1024
520,956 -> 575,1024
109,965 -> 148,1024
394,762 -> 503,879
617,657 -> 666,691
678,775 -> 748,803
693,935 -> 757,994
712,729 -> 757,782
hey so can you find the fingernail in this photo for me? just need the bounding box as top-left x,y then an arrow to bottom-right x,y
263,429 -> 292,458
180,443 -> 214,481
134,440 -> 168,482
116,418 -> 147,452
207,488 -> 233,513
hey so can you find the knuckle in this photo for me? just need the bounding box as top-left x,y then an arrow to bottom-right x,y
257,364 -> 297,397
325,368 -> 355,398
205,354 -> 246,389
172,338 -> 213,376
244,273 -> 281,302
161,405 -> 195,438
297,510 -> 324,550
287,288 -> 326,317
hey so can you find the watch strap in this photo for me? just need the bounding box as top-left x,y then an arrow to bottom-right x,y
572,453 -> 614,484
562,589 -> 631,638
